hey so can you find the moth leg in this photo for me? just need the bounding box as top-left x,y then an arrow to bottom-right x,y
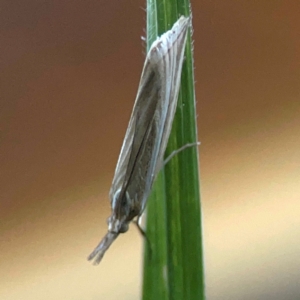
164,142 -> 200,166
133,216 -> 146,237
133,217 -> 153,259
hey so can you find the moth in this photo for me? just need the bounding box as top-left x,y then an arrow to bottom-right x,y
88,16 -> 190,264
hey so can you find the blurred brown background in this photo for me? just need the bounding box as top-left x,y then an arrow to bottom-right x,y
1,1 -> 299,299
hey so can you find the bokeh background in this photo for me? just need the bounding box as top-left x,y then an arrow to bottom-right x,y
1,1 -> 299,299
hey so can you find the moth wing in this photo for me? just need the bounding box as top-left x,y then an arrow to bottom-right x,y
152,17 -> 190,176
109,17 -> 190,212
108,59 -> 161,202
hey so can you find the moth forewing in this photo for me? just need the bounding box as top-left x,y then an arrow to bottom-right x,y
88,16 -> 190,265
111,16 -> 189,212
151,18 -> 190,176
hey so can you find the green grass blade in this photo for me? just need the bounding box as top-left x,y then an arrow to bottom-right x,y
142,1 -> 205,300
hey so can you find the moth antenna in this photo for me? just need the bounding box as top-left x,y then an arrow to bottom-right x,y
87,232 -> 119,265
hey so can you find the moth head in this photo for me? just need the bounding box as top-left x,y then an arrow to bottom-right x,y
107,189 -> 132,234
